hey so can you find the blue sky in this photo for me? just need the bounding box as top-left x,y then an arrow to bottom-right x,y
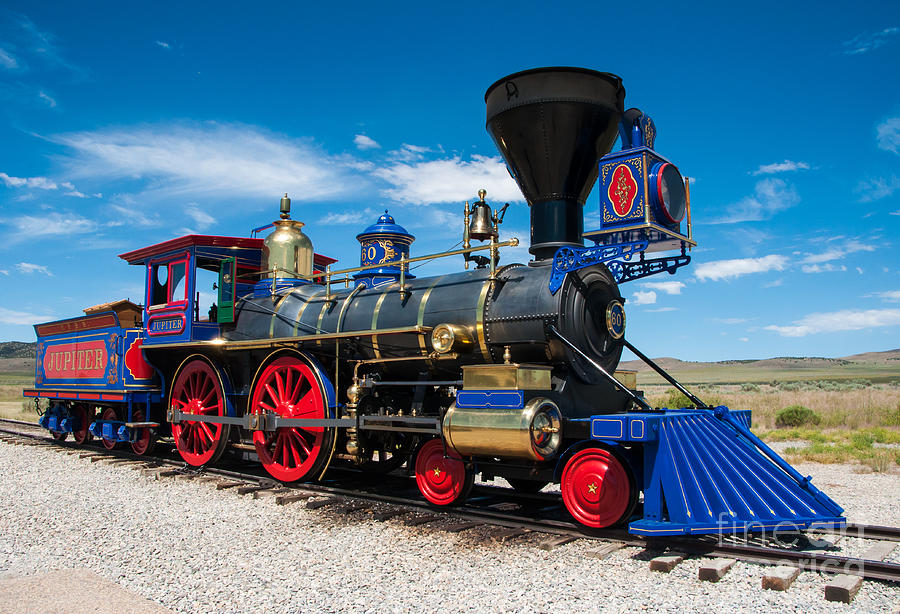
0,1 -> 898,361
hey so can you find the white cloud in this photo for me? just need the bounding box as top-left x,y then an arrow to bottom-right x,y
645,307 -> 677,312
857,175 -> 900,202
0,47 -> 18,69
184,205 -> 216,231
38,90 -> 56,107
7,212 -> 97,238
877,117 -> 900,155
15,262 -> 53,276
800,239 -> 875,265
388,144 -> 431,162
709,178 -> 800,223
642,281 -> 685,295
0,172 -> 58,189
751,160 -> 810,175
353,134 -> 380,150
0,269 -> 7,275
842,27 -> 899,55
871,290 -> 900,302
856,267 -> 864,275
765,308 -> 900,337
155,40 -> 171,49
318,210 -> 370,225
713,317 -> 749,324
891,209 -> 900,216
53,121 -> 366,204
0,306 -> 48,325
801,263 -> 847,273
738,337 -> 749,342
631,290 -> 657,305
373,154 -> 521,205
695,254 -> 788,281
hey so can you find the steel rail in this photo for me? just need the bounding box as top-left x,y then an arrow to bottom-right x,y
1,418 -> 898,583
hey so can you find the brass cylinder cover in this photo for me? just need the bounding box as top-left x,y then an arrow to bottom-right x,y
431,323 -> 474,354
263,219 -> 314,279
442,397 -> 562,461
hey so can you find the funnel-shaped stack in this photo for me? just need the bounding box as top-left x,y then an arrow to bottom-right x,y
485,67 -> 625,260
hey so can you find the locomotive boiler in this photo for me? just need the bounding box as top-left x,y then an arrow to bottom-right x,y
26,67 -> 847,535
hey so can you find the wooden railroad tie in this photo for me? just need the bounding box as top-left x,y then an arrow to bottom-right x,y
585,541 -> 625,561
442,521 -> 484,533
236,485 -> 266,495
307,497 -> 342,510
405,515 -> 440,527
214,481 -> 245,490
649,554 -> 685,573
275,492 -> 315,506
824,541 -> 897,604
538,535 -> 579,551
492,527 -> 530,543
762,566 -> 801,591
698,558 -> 736,582
372,509 -> 410,522
252,488 -> 292,500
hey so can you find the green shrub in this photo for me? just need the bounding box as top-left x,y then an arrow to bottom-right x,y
741,383 -> 760,392
775,405 -> 822,428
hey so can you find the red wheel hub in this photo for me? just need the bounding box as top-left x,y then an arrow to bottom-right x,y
71,404 -> 92,445
170,359 -> 228,466
99,407 -> 118,450
561,447 -> 632,528
415,439 -> 472,506
250,356 -> 327,482
131,408 -> 154,456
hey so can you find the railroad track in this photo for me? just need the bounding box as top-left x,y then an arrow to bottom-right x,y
2,417 -> 898,588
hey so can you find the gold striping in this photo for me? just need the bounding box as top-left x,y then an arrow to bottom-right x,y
291,288 -> 323,337
475,277 -> 493,362
417,276 -> 444,354
268,293 -> 291,338
370,285 -> 394,359
315,301 -> 330,347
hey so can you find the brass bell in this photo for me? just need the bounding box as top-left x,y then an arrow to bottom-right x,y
468,189 -> 496,241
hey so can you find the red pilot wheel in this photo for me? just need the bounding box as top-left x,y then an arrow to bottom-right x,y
170,358 -> 230,466
71,404 -> 92,445
130,408 -> 156,456
250,356 -> 333,483
99,407 -> 119,450
561,447 -> 636,528
414,439 -> 474,506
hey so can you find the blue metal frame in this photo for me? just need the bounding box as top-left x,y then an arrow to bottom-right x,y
548,240 -> 648,294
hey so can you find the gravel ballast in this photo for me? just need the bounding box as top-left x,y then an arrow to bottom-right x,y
0,441 -> 898,613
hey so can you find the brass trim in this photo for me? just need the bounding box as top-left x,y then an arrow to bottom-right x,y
416,276 -> 443,354
461,364 -> 552,390
315,300 -> 329,347
291,287 -> 323,337
475,278 -> 493,362
145,325 -> 433,351
370,285 -> 395,360
268,293 -> 291,339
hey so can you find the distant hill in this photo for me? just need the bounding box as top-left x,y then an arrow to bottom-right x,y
0,341 -> 36,359
620,349 -> 900,385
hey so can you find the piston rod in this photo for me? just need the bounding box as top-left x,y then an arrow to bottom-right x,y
621,338 -> 708,409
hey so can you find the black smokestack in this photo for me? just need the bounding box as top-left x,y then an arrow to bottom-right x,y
485,67 -> 625,261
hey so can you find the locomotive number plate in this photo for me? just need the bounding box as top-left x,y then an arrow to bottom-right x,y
606,300 -> 626,339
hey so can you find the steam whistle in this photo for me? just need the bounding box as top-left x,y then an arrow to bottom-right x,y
462,189 -> 508,271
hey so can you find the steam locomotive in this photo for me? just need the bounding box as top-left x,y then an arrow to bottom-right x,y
26,68 -> 845,535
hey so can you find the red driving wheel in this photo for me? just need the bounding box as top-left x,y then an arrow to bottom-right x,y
561,447 -> 634,528
250,356 -> 331,482
415,439 -> 473,506
170,358 -> 230,466
130,408 -> 156,456
99,407 -> 118,450
71,404 -> 92,445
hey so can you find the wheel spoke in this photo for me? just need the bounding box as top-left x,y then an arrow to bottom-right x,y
274,371 -> 285,402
